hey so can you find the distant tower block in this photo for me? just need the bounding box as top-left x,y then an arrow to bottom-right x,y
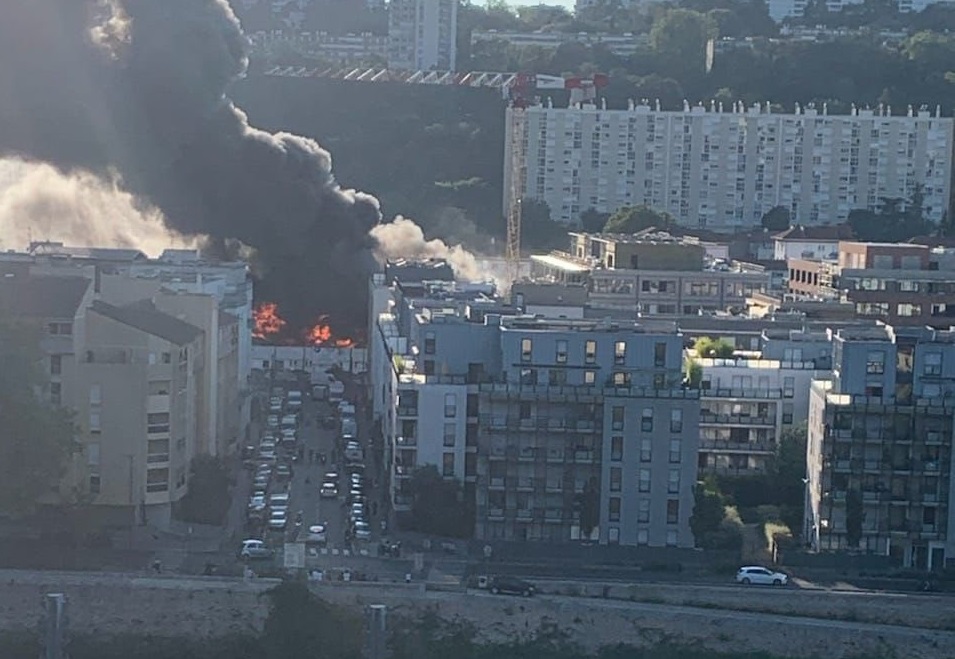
364,604 -> 389,659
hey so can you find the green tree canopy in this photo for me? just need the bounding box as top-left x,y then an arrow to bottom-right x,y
0,317 -> 75,517
602,204 -> 673,233
761,205 -> 791,231
693,336 -> 735,358
407,465 -> 473,538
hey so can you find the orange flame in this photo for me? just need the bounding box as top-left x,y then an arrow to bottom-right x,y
305,317 -> 355,348
253,302 -> 286,339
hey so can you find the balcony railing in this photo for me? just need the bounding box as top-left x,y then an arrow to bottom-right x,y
700,413 -> 775,426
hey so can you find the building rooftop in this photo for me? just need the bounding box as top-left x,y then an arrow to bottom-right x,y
529,253 -> 591,273
773,225 -> 854,241
500,315 -> 679,335
91,299 -> 203,345
0,274 -> 91,319
28,242 -> 149,262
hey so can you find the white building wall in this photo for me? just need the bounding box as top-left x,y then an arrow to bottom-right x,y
512,104 -> 953,231
414,383 -> 468,480
388,0 -> 457,70
774,239 -> 840,261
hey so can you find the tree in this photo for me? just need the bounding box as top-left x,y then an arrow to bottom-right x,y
263,583 -> 363,659
580,208 -> 611,233
845,489 -> 864,548
602,204 -> 673,234
690,482 -> 735,549
575,476 -> 600,540
520,199 -> 568,251
0,317 -> 76,518
649,9 -> 718,80
693,336 -> 735,358
176,455 -> 231,525
761,205 -> 791,231
407,465 -> 473,538
848,188 -> 933,243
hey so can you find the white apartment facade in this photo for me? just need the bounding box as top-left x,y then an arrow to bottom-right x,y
471,30 -> 648,57
388,0 -> 457,71
768,0 -> 955,23
506,102 -> 953,230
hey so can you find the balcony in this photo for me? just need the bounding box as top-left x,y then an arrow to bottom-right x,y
545,482 -> 563,493
489,477 -> 506,489
700,440 -> 775,455
395,436 -> 417,447
517,509 -> 534,520
489,446 -> 507,461
543,509 -> 563,523
573,450 -> 596,464
488,508 -> 505,520
517,479 -> 535,492
518,447 -> 537,462
700,413 -> 775,427
704,387 -> 782,400
396,406 -> 417,418
546,450 -> 565,463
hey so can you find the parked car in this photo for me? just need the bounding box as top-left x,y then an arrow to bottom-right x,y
353,521 -> 371,540
268,509 -> 288,531
736,566 -> 788,586
239,539 -> 273,560
275,464 -> 292,480
320,482 -> 339,498
253,475 -> 269,490
266,415 -> 279,429
306,524 -> 327,545
489,576 -> 535,597
269,492 -> 290,513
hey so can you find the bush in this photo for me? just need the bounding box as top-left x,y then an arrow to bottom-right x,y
175,455 -> 231,525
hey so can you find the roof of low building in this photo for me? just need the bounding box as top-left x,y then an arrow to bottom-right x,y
773,224 -> 854,241
91,299 -> 202,345
0,274 -> 91,319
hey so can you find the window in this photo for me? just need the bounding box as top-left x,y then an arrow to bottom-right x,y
520,368 -> 537,385
783,376 -> 794,398
161,352 -> 172,364
519,402 -> 532,419
653,373 -> 665,389
48,322 -> 72,336
443,452 -> 455,477
424,331 -> 436,355
670,409 -> 683,433
548,369 -> 567,386
669,439 -> 681,463
146,467 -> 169,493
924,352 -> 942,376
611,436 -> 623,461
613,372 -> 630,386
147,412 -> 170,434
666,529 -> 678,546
555,339 -> 568,364
897,303 -> 921,317
50,354 -> 62,376
608,497 -> 621,522
584,370 -> 596,385
609,467 -> 622,492
668,468 -> 681,494
866,350 -> 885,375
639,468 -> 651,492
423,360 -> 435,375
89,475 -> 101,494
521,338 -> 533,362
148,380 -> 170,396
50,382 -> 61,406
90,384 -> 102,406
608,526 -> 620,544
611,406 -> 624,431
147,439 -> 170,464
638,499 -> 650,523
87,442 -> 100,467
89,411 -> 101,433
466,394 -> 479,417
585,340 -> 596,363
641,407 -> 653,432
654,342 -> 667,367
640,438 -> 652,462
444,393 -> 457,418
667,499 -> 680,524
614,341 -> 627,365
637,529 -> 649,545
782,403 -> 794,425
443,423 -> 456,447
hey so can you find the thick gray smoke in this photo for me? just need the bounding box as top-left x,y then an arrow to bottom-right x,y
0,0 -> 383,334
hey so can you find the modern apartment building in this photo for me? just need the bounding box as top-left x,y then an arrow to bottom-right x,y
249,30 -> 389,65
388,0 -> 457,71
768,0 -> 952,22
529,232 -> 770,316
507,101 -> 953,230
370,267 -> 700,547
787,241 -> 955,327
805,325 -> 955,569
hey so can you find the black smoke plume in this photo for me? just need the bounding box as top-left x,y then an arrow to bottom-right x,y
0,0 -> 382,336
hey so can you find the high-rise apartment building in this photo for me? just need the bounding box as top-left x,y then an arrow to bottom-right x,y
387,0 -> 457,71
805,325 -> 955,569
507,102 -> 953,230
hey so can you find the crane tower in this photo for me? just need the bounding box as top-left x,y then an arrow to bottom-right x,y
504,74 -> 609,286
